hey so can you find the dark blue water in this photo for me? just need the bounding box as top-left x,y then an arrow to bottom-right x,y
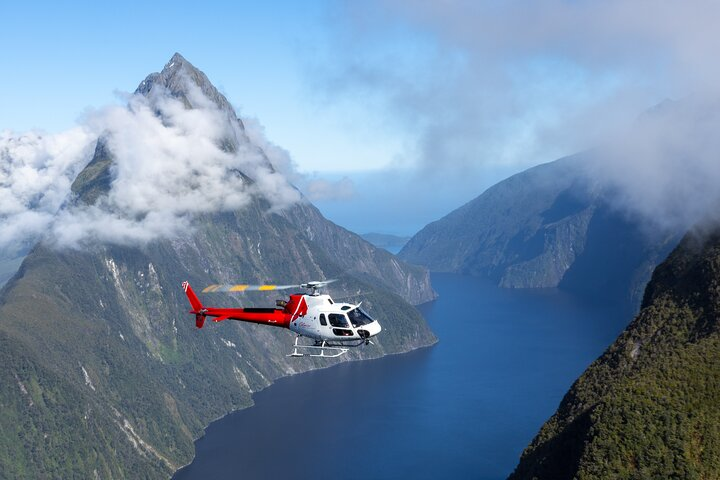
174,273 -> 632,480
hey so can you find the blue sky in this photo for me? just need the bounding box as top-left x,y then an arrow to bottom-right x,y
2,1 -> 711,235
0,1 -> 403,172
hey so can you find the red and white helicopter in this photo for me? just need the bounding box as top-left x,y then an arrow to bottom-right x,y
181,280 -> 382,357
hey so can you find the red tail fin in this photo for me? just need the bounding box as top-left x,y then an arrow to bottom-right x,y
182,281 -> 203,311
182,281 -> 206,328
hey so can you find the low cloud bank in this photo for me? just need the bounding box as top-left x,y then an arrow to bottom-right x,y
0,128 -> 95,254
587,99 -> 720,233
1,77 -> 302,255
318,1 -> 720,235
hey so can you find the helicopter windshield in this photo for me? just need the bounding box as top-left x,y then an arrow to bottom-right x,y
347,307 -> 374,327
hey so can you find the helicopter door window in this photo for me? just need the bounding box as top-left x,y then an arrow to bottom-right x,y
319,314 -> 327,326
328,314 -> 349,328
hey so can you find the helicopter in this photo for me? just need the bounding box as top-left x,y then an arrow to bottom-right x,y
181,280 -> 382,358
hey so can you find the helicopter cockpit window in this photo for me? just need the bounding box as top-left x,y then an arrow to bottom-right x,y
328,313 -> 349,328
347,307 -> 374,327
319,314 -> 327,326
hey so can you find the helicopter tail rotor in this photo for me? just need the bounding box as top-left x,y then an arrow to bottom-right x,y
195,312 -> 207,329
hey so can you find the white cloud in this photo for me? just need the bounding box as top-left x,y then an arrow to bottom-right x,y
243,117 -> 356,203
0,128 -> 96,254
586,99 -> 720,232
1,76 -> 303,254
316,0 -> 720,232
324,1 -> 720,165
303,177 -> 355,202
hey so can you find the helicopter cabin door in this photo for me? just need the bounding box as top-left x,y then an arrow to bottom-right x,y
328,313 -> 353,337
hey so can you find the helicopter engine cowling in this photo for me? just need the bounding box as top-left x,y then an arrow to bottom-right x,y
283,294 -> 308,320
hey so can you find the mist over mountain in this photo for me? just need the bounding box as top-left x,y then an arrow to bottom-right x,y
0,53 -> 436,478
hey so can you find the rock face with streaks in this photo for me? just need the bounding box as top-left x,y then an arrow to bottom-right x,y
0,54 -> 436,479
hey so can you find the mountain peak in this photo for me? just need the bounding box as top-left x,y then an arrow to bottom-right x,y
167,51 -> 188,67
71,53 -> 252,205
159,52 -> 200,80
135,53 -> 240,120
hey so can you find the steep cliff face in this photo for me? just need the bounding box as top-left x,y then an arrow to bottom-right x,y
399,155 -> 679,308
0,252 -> 24,287
509,227 -> 720,479
0,54 -> 436,479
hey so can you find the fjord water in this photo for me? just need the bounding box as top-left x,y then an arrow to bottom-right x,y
174,273 -> 632,480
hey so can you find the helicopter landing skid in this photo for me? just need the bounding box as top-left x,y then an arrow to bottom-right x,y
288,337 -> 349,358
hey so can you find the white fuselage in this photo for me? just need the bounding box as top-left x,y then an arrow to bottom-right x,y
288,294 -> 382,342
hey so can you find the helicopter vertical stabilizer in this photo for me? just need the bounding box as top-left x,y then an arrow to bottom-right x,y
182,281 -> 203,311
182,281 -> 207,328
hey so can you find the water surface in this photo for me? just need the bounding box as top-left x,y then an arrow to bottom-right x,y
174,273 -> 632,479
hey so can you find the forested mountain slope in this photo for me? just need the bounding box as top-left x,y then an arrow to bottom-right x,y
509,225 -> 720,479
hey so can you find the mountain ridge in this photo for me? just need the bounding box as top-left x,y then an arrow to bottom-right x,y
399,154 -> 680,309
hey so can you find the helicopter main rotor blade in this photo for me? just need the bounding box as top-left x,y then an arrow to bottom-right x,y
202,279 -> 338,294
202,284 -> 301,293
300,279 -> 338,289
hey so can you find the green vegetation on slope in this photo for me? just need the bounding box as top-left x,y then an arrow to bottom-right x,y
0,198 -> 437,479
509,229 -> 720,479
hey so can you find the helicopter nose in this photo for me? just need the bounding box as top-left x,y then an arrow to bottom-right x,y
362,320 -> 381,337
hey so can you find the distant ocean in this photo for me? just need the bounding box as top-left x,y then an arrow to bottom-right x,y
174,273 -> 632,480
